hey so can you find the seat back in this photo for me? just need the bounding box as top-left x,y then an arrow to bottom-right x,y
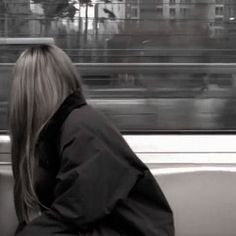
155,168 -> 236,236
0,166 -> 18,236
1,164 -> 236,236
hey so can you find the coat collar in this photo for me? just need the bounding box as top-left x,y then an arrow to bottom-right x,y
37,90 -> 87,169
39,90 -> 87,142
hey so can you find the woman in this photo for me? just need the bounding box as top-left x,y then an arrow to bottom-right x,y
10,44 -> 174,236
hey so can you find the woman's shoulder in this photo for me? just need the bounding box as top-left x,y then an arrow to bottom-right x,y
59,104 -> 122,150
61,104 -> 116,137
65,103 -> 107,125
59,104 -> 147,171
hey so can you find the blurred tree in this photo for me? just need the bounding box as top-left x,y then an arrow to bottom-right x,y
32,0 -> 78,19
31,0 -> 121,48
0,0 -> 8,37
0,0 -> 7,13
32,0 -> 119,20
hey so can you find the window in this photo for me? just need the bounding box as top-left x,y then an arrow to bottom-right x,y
181,0 -> 190,4
215,28 -> 224,35
156,7 -> 163,17
170,8 -> 176,17
180,7 -> 188,17
1,1 -> 236,133
215,6 -> 224,15
131,7 -> 139,18
215,18 -> 224,27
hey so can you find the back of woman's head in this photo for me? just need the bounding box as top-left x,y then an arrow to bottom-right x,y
10,44 -> 82,223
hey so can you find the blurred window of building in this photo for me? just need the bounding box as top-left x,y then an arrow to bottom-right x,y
156,7 -> 163,17
170,8 -> 176,17
215,6 -> 224,16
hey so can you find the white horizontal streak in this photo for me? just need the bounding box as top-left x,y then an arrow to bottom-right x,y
2,135 -> 236,164
138,153 -> 236,164
124,135 -> 236,153
0,135 -> 10,143
151,166 -> 236,175
0,38 -> 54,45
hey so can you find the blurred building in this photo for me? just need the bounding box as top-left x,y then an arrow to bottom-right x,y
156,0 -> 193,19
93,1 -> 127,61
224,0 -> 236,39
0,0 -> 31,37
126,0 -> 140,19
95,1 -> 126,35
29,2 -> 44,36
207,0 -> 225,38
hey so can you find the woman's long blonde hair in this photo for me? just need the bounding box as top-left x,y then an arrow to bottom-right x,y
9,44 -> 81,223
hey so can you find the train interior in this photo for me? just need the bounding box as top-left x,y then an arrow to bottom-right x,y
1,0 -> 236,235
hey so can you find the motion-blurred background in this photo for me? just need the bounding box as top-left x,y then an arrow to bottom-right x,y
1,0 -> 236,133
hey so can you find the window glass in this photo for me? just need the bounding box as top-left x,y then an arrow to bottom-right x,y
1,0 -> 236,133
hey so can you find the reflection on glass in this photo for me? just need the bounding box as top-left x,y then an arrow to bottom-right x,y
1,0 -> 236,132
0,0 -> 236,63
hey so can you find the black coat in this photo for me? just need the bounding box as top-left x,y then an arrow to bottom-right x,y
16,91 -> 174,236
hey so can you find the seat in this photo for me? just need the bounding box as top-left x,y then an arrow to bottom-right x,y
155,167 -> 236,236
0,165 -> 18,236
1,164 -> 236,236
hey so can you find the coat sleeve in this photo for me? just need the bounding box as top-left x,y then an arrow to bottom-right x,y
17,125 -> 142,236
